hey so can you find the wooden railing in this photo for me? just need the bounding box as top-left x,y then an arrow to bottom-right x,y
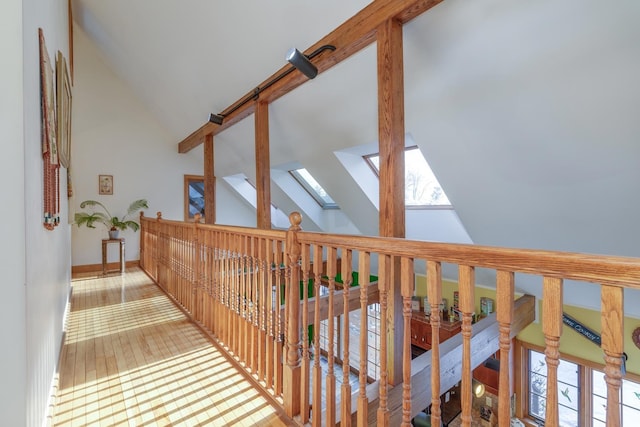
139,212 -> 640,427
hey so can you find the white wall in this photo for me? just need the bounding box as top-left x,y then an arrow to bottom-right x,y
71,24 -> 195,265
215,181 -> 259,227
0,0 -> 27,425
0,0 -> 75,425
71,25 -> 255,266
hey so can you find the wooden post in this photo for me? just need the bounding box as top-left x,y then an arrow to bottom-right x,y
255,101 -> 271,229
377,16 -> 406,388
542,277 -> 563,427
203,133 -> 216,224
283,212 -> 302,417
601,285 -> 624,427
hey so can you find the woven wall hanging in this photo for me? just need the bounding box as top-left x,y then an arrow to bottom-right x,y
39,28 -> 60,230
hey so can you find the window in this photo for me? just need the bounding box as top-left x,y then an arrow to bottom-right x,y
521,343 -> 640,426
289,168 -> 338,209
364,146 -> 451,207
528,349 -> 579,426
184,175 -> 205,221
592,370 -> 640,426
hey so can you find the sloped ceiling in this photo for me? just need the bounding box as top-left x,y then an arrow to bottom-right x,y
73,0 -> 640,313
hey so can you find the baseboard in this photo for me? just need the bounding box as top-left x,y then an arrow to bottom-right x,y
71,260 -> 140,276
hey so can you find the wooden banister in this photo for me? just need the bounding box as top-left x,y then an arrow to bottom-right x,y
139,212 -> 639,427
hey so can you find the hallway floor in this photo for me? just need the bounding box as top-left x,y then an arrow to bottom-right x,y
49,268 -> 295,427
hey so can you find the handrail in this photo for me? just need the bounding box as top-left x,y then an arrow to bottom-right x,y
139,212 -> 636,427
296,231 -> 640,288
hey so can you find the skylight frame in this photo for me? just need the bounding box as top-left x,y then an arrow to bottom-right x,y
289,168 -> 339,210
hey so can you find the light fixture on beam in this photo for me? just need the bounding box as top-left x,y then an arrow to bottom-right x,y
209,113 -> 224,125
286,45 -> 336,80
286,48 -> 318,79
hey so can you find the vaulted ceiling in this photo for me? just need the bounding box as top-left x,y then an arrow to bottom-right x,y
73,0 -> 640,313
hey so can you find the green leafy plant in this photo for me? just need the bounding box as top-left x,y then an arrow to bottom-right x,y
74,199 -> 149,232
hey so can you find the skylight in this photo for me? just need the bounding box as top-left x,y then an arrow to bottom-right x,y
365,146 -> 451,207
289,168 -> 338,209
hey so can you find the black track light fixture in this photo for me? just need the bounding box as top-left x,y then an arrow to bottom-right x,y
286,48 -> 318,79
209,113 -> 224,125
286,45 -> 336,80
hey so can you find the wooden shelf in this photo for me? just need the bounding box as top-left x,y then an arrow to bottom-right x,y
410,311 -> 461,351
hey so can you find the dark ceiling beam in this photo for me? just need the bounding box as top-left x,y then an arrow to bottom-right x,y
177,0 -> 443,153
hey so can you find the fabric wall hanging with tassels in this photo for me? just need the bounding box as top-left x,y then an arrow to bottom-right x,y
39,28 -> 60,230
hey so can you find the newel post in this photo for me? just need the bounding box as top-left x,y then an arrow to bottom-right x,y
283,212 -> 302,417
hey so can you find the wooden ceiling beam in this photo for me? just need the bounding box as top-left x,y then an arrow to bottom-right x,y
178,0 -> 443,153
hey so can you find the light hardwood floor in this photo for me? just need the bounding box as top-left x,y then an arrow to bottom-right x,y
49,268 -> 296,427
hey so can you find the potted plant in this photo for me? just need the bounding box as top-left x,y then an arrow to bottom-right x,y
74,199 -> 149,239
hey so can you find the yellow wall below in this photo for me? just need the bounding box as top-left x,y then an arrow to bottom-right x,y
518,301 -> 640,375
414,274 -> 640,375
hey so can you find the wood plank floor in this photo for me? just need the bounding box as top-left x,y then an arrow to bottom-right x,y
49,268 -> 296,427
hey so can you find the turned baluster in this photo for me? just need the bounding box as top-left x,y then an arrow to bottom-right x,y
301,243 -> 311,424
326,246 -> 338,426
543,277 -> 563,427
401,257 -> 414,427
428,260 -> 442,427
341,248 -> 353,427
458,265 -> 475,427
357,251 -> 371,427
377,254 -> 390,426
496,270 -> 514,427
601,285 -> 624,427
312,244 -> 323,427
265,238 -> 274,390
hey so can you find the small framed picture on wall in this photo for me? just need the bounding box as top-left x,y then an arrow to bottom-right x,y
99,174 -> 113,195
